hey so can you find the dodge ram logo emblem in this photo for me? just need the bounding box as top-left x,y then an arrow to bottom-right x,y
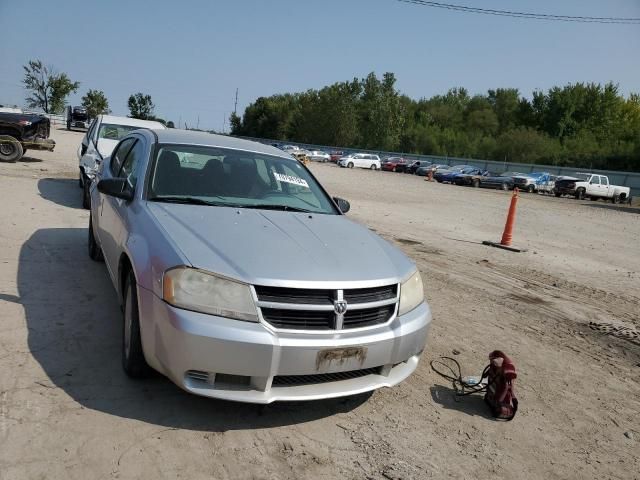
334,300 -> 348,315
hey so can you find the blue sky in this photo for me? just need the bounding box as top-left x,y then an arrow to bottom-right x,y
1,0 -> 638,131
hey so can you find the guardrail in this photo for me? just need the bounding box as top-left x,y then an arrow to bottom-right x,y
236,135 -> 640,198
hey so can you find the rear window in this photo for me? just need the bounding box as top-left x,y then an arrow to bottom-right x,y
98,123 -> 146,141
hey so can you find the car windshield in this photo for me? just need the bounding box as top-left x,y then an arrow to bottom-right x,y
98,123 -> 145,141
574,173 -> 591,181
148,144 -> 338,215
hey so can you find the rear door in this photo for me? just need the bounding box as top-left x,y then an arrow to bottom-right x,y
599,176 -> 611,197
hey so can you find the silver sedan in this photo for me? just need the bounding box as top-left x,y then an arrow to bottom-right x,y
89,129 -> 431,403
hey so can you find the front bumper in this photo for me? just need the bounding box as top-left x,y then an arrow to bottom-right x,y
23,137 -> 55,152
138,287 -> 431,403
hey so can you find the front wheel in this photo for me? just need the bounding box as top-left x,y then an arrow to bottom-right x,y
612,194 -> 620,204
122,271 -> 151,378
472,179 -> 480,188
348,162 -> 354,168
575,188 -> 585,200
0,136 -> 24,162
501,182 -> 509,191
370,164 -> 377,170
554,192 -> 561,197
527,185 -> 535,193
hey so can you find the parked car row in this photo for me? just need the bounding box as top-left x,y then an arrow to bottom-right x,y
355,154 -> 633,203
255,143 -> 633,204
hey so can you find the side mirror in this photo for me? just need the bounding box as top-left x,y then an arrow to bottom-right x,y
97,178 -> 134,201
333,196 -> 350,214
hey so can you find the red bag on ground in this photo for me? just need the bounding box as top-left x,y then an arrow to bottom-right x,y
484,350 -> 518,420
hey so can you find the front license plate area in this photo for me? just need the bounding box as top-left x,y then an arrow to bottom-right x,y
316,346 -> 368,371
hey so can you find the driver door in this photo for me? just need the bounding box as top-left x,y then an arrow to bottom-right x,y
96,137 -> 138,281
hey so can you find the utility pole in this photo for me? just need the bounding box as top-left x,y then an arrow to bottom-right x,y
223,113 -> 226,134
196,115 -> 200,130
234,88 -> 238,115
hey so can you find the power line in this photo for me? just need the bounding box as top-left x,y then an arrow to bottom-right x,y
395,0 -> 640,24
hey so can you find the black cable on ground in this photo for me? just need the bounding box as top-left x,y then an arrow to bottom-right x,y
430,356 -> 490,396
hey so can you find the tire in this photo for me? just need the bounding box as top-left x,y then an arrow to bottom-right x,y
67,122 -> 71,130
554,192 -> 561,198
88,215 -> 104,262
575,188 -> 585,200
348,162 -> 354,168
79,171 -> 83,188
527,185 -> 535,193
392,167 -> 396,172
590,197 -> 598,201
501,183 -> 509,191
612,194 -> 620,204
472,179 -> 480,188
82,178 -> 91,210
370,164 -> 376,170
0,136 -> 24,162
122,271 -> 151,378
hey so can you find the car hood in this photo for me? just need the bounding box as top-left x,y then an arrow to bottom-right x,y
147,203 -> 415,287
96,138 -> 119,158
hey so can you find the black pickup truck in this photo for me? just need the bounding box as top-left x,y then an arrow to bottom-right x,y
0,112 -> 56,162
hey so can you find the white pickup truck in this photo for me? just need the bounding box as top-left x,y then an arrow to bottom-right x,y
554,173 -> 631,203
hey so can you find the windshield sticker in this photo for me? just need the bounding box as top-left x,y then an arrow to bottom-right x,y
274,172 -> 309,188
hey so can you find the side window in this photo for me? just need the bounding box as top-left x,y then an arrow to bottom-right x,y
119,140 -> 145,189
109,138 -> 136,176
601,176 -> 609,186
591,176 -> 600,185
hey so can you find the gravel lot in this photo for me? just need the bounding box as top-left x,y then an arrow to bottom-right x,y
0,128 -> 638,479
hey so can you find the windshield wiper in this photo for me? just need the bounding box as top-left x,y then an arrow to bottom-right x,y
150,196 -> 224,206
243,204 -> 313,213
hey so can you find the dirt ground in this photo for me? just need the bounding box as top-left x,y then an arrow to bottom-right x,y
0,128 -> 638,480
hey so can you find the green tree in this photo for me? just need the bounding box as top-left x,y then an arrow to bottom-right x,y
232,76 -> 640,172
127,92 -> 155,119
81,89 -> 110,118
229,112 -> 242,134
488,88 -> 520,133
22,59 -> 80,114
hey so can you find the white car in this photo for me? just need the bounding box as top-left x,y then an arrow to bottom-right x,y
307,150 -> 331,162
566,173 -> 630,203
78,115 -> 165,208
338,153 -> 381,170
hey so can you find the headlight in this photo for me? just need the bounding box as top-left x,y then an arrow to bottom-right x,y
398,270 -> 424,316
163,267 -> 258,322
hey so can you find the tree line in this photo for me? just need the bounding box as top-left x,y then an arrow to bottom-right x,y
230,72 -> 640,171
21,59 -> 173,126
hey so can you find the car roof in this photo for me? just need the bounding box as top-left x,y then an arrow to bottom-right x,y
153,129 -> 292,158
100,114 -> 166,129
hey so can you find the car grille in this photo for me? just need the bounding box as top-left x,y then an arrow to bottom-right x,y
254,284 -> 398,331
272,367 -> 381,386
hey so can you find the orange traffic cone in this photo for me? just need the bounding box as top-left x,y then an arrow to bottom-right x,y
500,188 -> 519,246
483,187 -> 526,252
